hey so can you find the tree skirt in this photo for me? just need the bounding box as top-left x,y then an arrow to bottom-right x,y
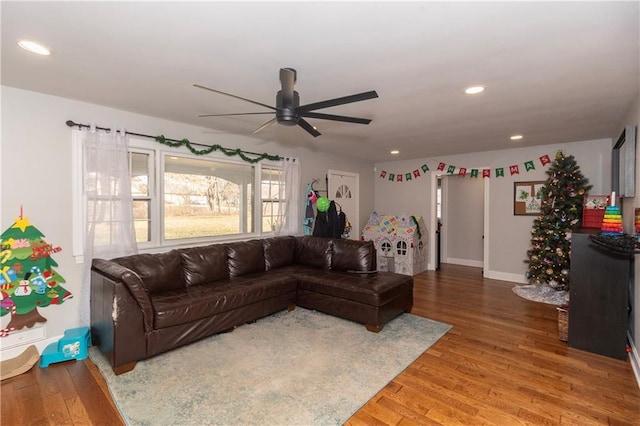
512,284 -> 568,306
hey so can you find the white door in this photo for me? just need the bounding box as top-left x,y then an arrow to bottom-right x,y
328,170 -> 359,240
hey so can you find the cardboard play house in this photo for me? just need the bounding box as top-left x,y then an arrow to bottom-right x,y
362,212 -> 428,276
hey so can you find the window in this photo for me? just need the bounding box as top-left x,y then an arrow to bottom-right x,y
396,240 -> 408,256
163,155 -> 254,241
436,177 -> 442,220
130,150 -> 153,244
380,239 -> 392,256
74,136 -> 282,258
261,167 -> 284,233
334,184 -> 352,199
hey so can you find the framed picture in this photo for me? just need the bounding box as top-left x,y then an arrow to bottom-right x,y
514,181 -> 545,216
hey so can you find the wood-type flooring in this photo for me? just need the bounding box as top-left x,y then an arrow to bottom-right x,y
2,264 -> 639,425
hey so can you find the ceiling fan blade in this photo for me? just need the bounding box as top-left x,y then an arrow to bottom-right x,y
297,91 -> 379,113
252,118 -> 277,134
199,112 -> 274,118
193,84 -> 276,111
279,68 -> 297,106
300,111 -> 372,125
297,118 -> 321,138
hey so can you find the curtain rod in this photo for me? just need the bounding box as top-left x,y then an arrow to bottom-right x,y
65,120 -> 281,160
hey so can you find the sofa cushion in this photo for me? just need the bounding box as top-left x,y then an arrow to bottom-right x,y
180,244 -> 229,287
294,236 -> 332,269
113,250 -> 184,294
151,273 -> 298,329
263,236 -> 296,270
228,240 -> 265,278
331,239 -> 376,272
295,270 -> 412,307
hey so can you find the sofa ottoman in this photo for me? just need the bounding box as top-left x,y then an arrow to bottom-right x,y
295,270 -> 413,332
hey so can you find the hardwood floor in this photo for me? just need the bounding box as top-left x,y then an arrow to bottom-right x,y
347,265 -> 640,425
2,264 -> 639,425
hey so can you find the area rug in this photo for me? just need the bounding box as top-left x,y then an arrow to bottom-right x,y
512,284 -> 568,306
89,308 -> 451,426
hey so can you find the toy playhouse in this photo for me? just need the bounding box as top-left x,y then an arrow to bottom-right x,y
362,212 -> 428,276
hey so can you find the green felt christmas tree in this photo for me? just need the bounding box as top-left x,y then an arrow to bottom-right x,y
525,151 -> 592,291
0,211 -> 72,336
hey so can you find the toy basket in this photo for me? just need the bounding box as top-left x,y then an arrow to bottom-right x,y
557,306 -> 569,342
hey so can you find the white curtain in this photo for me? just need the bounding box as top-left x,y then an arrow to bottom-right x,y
77,126 -> 138,326
274,157 -> 302,236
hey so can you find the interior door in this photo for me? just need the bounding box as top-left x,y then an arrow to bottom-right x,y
327,170 -> 359,240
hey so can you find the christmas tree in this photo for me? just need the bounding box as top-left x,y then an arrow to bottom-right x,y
0,210 -> 72,336
525,151 -> 592,291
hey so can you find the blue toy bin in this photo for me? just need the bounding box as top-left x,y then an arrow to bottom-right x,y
39,326 -> 91,368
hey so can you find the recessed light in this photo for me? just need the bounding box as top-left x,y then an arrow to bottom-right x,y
390,150 -> 400,155
510,135 -> 524,140
18,40 -> 51,56
464,86 -> 485,95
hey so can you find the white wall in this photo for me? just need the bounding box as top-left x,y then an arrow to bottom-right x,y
443,174 -> 484,266
375,138 -> 612,282
618,93 -> 640,381
0,86 -> 374,357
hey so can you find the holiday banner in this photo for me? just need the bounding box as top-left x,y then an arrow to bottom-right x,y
379,153 -> 553,183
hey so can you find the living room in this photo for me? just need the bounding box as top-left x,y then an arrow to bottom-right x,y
1,1 -> 639,423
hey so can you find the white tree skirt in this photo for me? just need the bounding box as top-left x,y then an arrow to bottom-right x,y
512,284 -> 568,306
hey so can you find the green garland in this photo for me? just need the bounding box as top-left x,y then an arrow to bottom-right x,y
154,135 -> 281,164
411,215 -> 422,240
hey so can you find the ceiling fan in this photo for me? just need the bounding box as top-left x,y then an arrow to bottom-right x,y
194,68 -> 378,137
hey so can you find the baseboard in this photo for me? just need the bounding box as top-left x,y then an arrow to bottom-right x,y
1,323 -> 46,350
628,331 -> 640,389
483,269 -> 528,284
445,258 -> 483,268
1,335 -> 62,361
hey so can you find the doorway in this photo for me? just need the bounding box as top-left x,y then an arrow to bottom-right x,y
429,172 -> 489,274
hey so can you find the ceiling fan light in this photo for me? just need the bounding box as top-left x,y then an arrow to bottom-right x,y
464,85 -> 484,95
18,40 -> 51,56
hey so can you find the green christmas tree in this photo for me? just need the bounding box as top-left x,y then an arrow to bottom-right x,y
0,211 -> 72,336
525,151 -> 593,291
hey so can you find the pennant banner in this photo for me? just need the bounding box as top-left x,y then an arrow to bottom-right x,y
378,152 -> 556,183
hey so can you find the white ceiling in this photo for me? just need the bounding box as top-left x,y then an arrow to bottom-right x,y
2,1 -> 639,163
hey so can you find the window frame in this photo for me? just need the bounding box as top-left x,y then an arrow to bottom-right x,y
129,147 -> 156,249
260,166 -> 285,233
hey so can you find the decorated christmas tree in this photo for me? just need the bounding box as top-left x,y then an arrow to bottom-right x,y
0,209 -> 72,336
525,151 -> 592,291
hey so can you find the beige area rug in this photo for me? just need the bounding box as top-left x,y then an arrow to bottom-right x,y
90,308 -> 452,425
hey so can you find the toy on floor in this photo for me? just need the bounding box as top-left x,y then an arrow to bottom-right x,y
1,344 -> 39,380
39,326 -> 91,368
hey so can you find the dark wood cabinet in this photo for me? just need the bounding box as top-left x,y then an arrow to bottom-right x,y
568,231 -> 632,360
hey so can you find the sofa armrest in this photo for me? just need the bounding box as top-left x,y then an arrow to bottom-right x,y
92,258 -> 154,333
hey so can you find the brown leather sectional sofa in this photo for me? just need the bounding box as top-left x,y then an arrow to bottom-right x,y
90,236 -> 413,374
